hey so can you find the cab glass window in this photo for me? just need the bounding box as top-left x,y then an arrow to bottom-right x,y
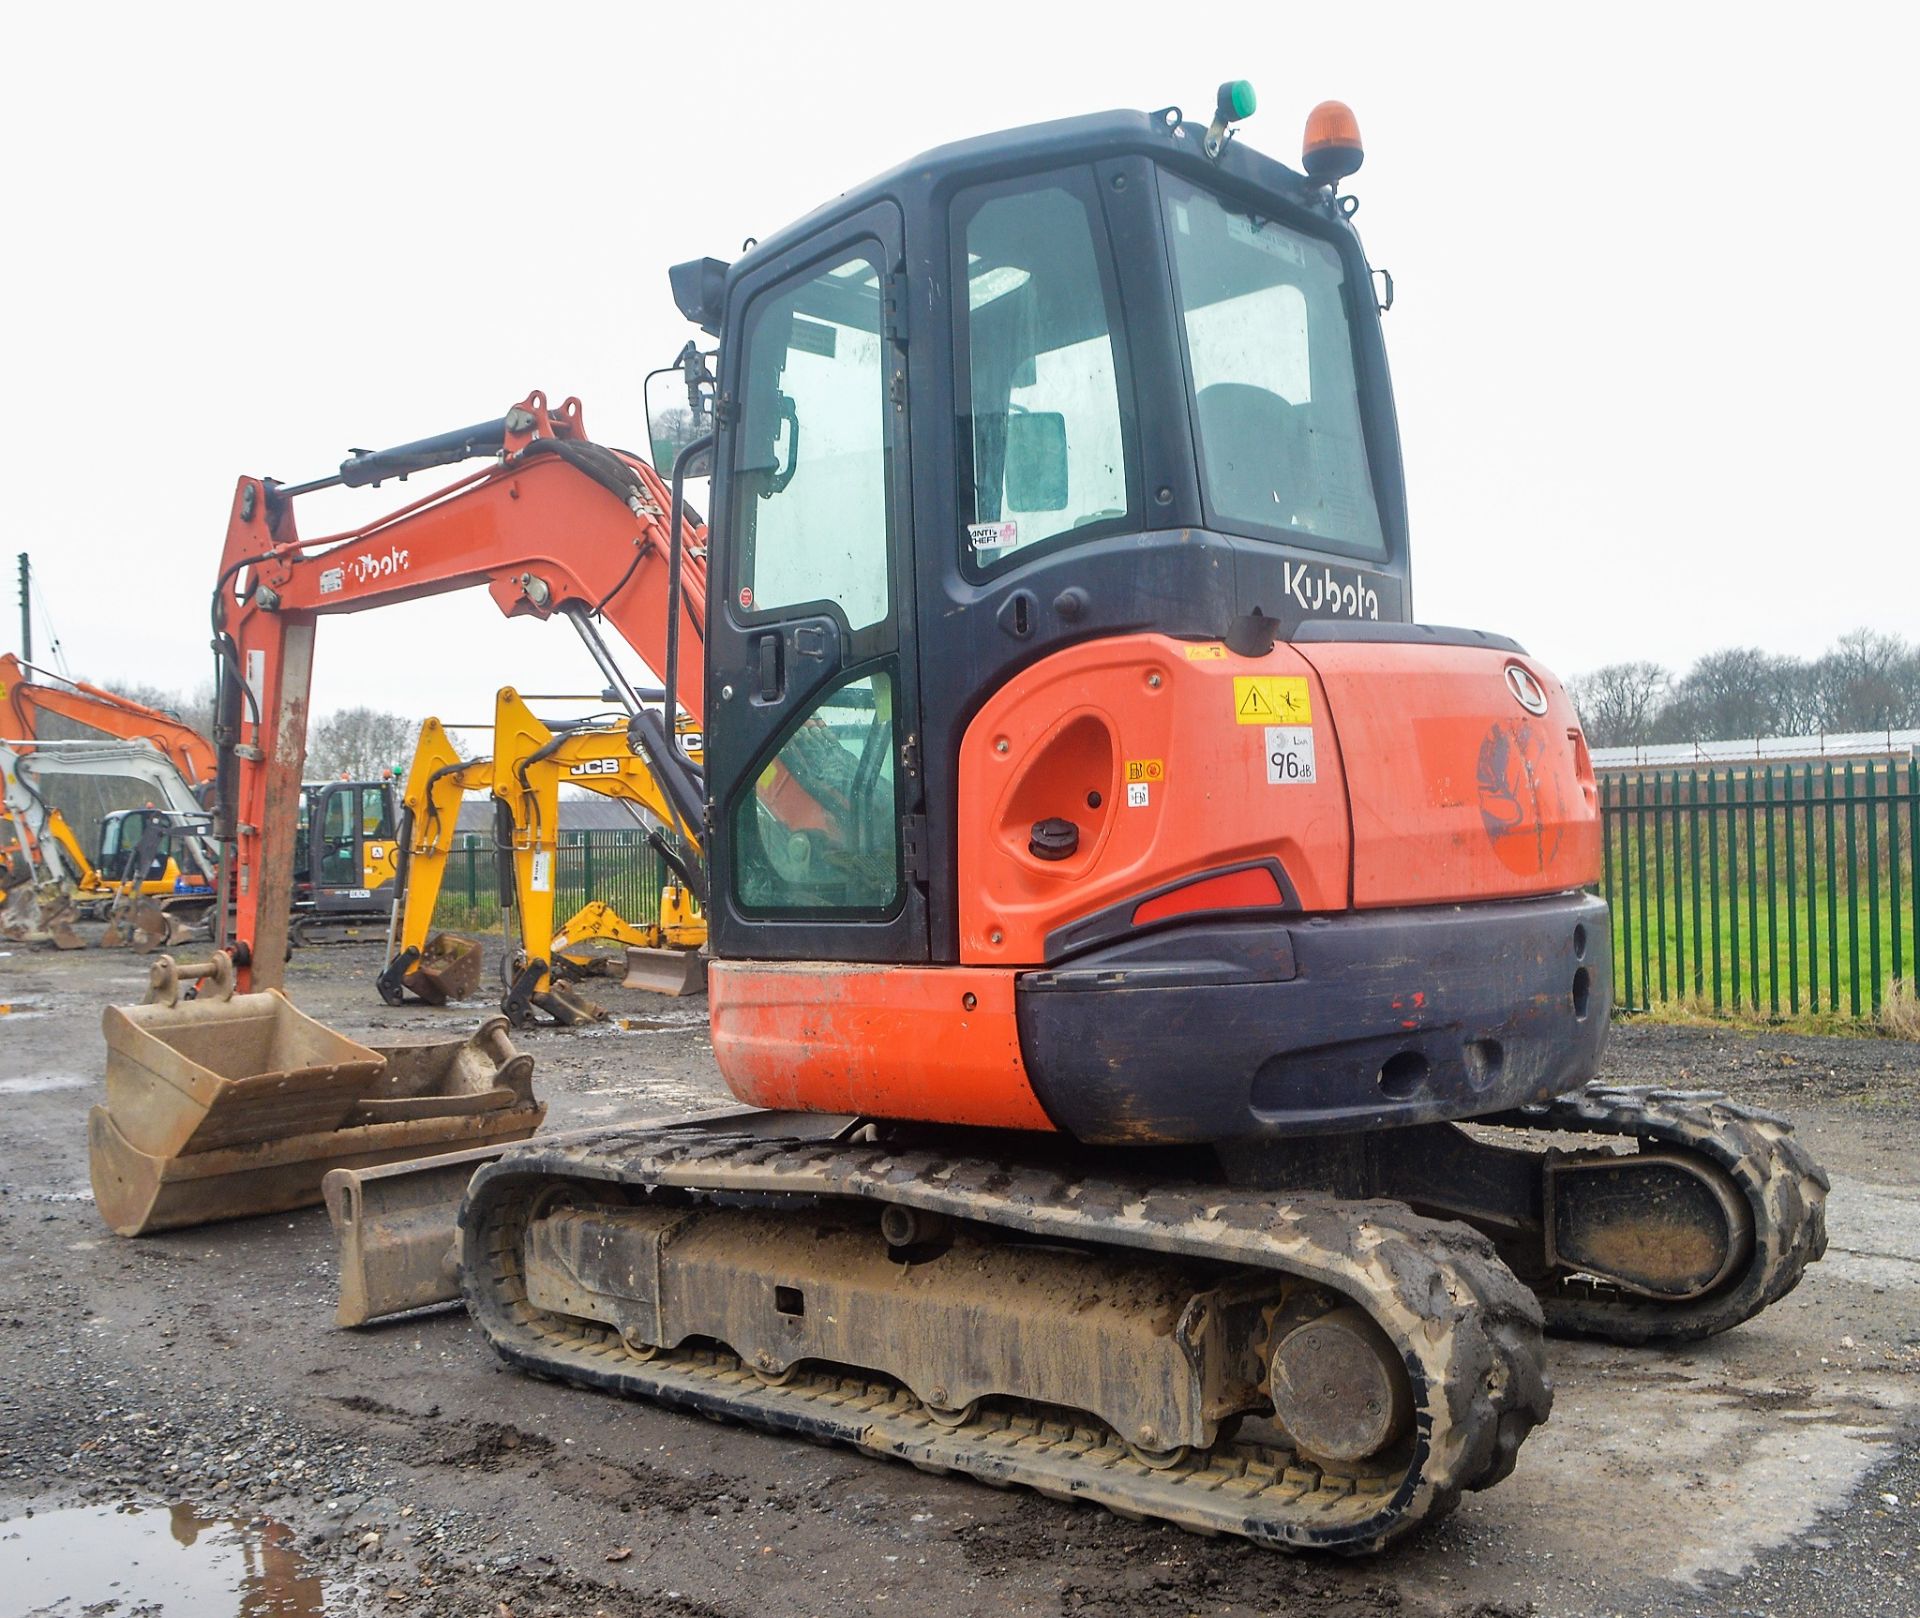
955,174 -> 1131,569
1161,172 -> 1385,559
361,786 -> 393,840
734,253 -> 891,632
319,787 -> 358,886
732,668 -> 899,915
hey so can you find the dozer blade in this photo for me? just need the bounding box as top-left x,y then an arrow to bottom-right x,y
91,958 -> 546,1236
622,946 -> 707,998
324,1145 -> 512,1327
323,1106 -> 775,1327
403,932 -> 483,1004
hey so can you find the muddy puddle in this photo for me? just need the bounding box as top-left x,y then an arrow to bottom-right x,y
1,1500 -> 334,1615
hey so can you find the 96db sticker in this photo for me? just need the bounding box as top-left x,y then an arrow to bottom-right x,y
1265,726 -> 1316,785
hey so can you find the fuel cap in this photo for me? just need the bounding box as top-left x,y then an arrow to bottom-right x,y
1029,818 -> 1080,861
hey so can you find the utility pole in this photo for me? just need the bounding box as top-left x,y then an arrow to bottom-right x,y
15,553 -> 28,663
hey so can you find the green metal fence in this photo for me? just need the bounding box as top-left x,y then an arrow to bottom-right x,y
1599,760 -> 1919,1021
432,829 -> 683,930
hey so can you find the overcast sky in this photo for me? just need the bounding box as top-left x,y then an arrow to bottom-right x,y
5,4 -> 1914,735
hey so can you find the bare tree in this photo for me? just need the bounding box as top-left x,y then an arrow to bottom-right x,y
1654,647 -> 1784,742
1569,630 -> 1918,747
306,708 -> 419,782
1810,629 -> 1919,731
1567,661 -> 1671,747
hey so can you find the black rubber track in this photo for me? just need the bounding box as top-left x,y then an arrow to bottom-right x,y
1487,1083 -> 1830,1344
459,1122 -> 1553,1553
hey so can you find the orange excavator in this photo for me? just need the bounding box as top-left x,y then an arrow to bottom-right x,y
209,90 -> 1825,1552
1,653 -> 216,783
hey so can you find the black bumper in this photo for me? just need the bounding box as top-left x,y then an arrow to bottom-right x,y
1015,893 -> 1610,1144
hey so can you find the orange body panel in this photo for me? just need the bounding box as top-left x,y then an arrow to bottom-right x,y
956,633 -> 1601,965
708,962 -> 1055,1132
1293,643 -> 1600,907
957,634 -> 1352,964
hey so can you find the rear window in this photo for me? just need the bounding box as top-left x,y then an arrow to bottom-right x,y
1162,172 -> 1385,560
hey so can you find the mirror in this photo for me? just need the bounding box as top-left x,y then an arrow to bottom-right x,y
1004,411 -> 1068,512
644,357 -> 714,476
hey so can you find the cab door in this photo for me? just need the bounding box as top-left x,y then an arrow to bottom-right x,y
704,203 -> 927,963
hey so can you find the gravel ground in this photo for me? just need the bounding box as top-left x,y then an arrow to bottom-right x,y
0,941 -> 1914,1617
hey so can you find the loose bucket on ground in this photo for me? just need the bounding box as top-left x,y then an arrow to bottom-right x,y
90,954 -> 544,1235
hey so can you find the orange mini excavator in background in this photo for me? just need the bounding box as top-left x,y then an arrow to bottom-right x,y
208,88 -> 1825,1552
0,653 -> 217,783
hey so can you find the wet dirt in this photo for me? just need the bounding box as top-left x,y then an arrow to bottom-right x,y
0,941 -> 1915,1617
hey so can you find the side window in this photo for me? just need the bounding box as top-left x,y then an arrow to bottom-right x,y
956,176 -> 1130,568
361,786 -> 393,840
734,253 -> 891,632
732,669 -> 899,915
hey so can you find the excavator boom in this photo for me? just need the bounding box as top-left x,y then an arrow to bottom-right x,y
0,654 -> 216,784
378,693 -> 706,1016
212,390 -> 707,988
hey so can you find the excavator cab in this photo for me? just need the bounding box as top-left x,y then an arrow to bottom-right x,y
291,779 -> 399,941
669,98 -> 1604,1139
97,807 -> 212,889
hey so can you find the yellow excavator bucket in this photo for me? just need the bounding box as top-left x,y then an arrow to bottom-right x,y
621,945 -> 708,997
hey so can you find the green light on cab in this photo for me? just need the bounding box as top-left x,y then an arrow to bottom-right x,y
1226,80 -> 1257,121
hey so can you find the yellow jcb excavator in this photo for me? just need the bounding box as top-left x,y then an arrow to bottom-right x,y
377,689 -> 705,1020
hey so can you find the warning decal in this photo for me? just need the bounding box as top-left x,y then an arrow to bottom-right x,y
1184,644 -> 1228,660
1125,759 -> 1164,784
1265,726 -> 1317,784
1233,675 -> 1312,725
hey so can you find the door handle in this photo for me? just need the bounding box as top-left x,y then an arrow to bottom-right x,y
756,632 -> 784,703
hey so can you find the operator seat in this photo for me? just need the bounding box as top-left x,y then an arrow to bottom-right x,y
1195,382 -> 1311,526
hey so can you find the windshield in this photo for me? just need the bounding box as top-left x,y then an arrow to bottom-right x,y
1161,173 -> 1385,559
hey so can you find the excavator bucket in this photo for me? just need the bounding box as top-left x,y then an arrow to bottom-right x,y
622,946 -> 707,998
130,899 -> 199,955
403,932 -> 484,1004
37,889 -> 85,952
90,956 -> 545,1236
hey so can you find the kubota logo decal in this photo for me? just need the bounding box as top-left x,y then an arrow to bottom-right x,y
319,546 -> 412,594
1283,561 -> 1379,620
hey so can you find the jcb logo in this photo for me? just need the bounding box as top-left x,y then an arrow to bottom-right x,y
568,758 -> 620,777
